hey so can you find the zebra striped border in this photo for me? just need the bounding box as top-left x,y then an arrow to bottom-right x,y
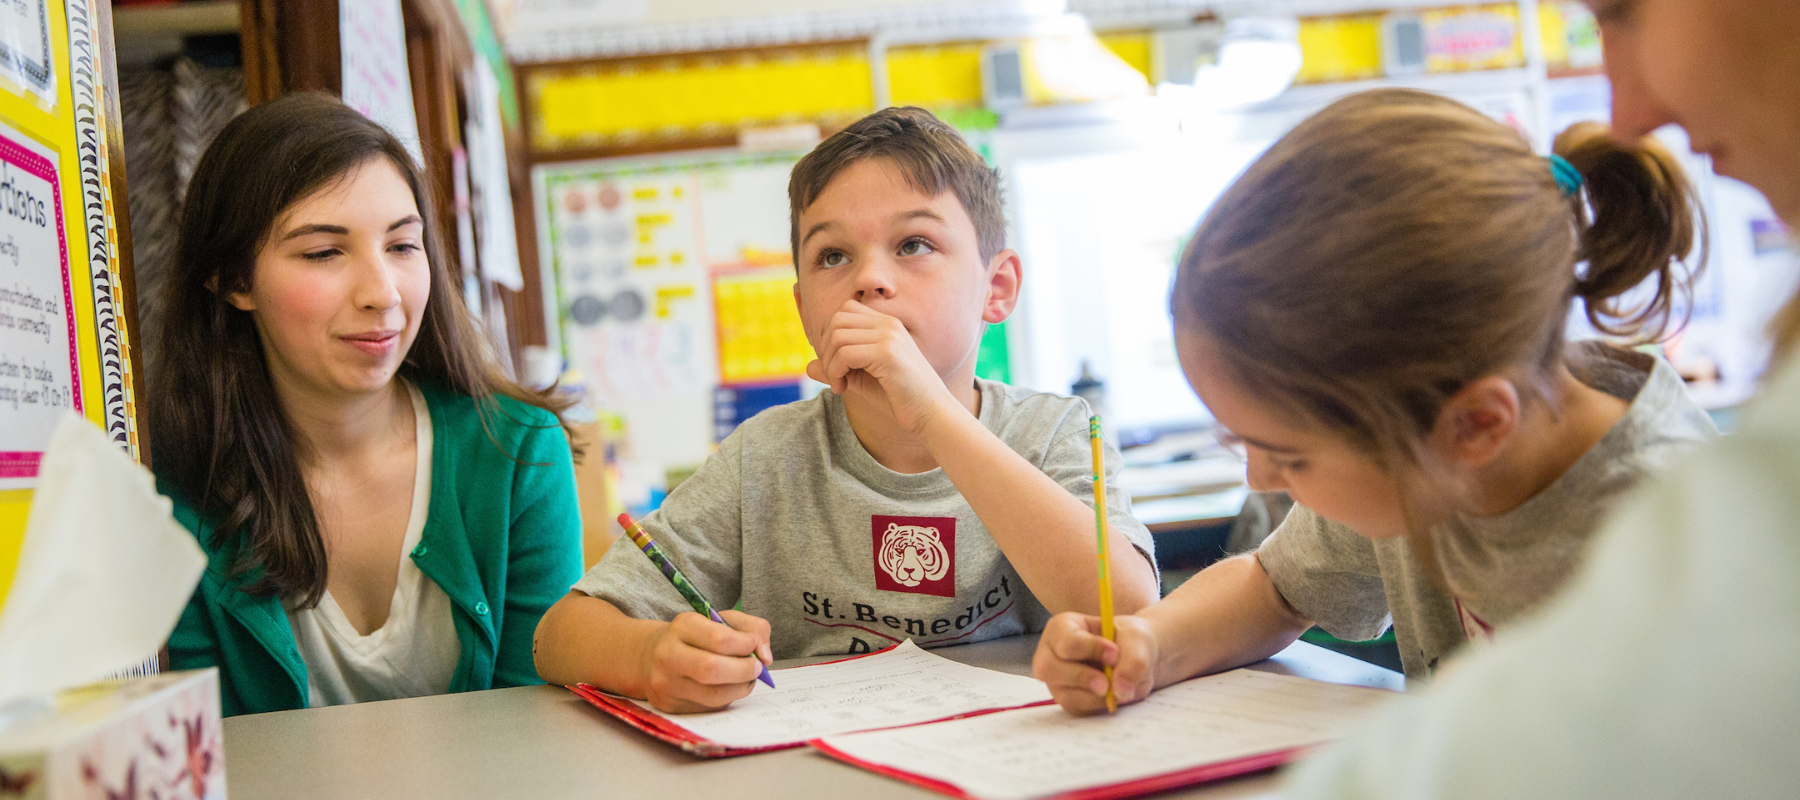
66,0 -> 138,459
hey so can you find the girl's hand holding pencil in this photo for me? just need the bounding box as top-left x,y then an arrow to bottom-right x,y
1034,414 -> 1155,716
1032,612 -> 1160,715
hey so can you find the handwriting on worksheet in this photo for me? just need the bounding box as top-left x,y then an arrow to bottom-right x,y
620,640 -> 1053,749
817,669 -> 1394,800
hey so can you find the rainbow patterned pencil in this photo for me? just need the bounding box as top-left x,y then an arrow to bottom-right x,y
618,512 -> 775,688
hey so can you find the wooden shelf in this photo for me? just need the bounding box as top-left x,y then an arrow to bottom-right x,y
112,1 -> 240,39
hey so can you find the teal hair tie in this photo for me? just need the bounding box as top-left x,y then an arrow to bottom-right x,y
1546,154 -> 1584,197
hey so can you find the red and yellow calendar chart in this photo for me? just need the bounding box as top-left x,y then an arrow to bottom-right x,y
0,0 -> 137,614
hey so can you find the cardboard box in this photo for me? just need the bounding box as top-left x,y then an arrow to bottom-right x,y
0,669 -> 225,799
570,420 -> 620,569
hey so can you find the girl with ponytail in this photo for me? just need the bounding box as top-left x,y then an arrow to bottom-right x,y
1032,88 -> 1716,712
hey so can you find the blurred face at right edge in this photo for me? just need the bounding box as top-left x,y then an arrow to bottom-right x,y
1591,0 -> 1800,226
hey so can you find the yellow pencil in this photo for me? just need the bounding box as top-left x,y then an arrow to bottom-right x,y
1088,416 -> 1117,713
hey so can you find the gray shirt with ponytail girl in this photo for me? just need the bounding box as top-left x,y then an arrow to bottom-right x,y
1257,342 -> 1717,680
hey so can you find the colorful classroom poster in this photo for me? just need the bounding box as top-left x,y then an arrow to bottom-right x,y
536,151 -> 801,480
0,119 -> 75,490
556,170 -> 710,403
1422,4 -> 1525,73
0,0 -> 135,616
713,264 -> 812,386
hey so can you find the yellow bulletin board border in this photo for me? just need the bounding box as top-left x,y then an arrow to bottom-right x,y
0,0 -> 137,615
519,40 -> 876,161
66,0 -> 135,456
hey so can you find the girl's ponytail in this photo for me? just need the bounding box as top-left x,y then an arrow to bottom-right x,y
1554,121 -> 1705,341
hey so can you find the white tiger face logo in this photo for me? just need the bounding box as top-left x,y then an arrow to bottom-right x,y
877,523 -> 950,588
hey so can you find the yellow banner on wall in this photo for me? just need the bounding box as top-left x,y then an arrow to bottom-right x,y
887,42 -> 985,110
1295,13 -> 1386,84
528,43 -> 875,153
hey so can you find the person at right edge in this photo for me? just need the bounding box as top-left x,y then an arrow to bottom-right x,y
1278,1 -> 1800,796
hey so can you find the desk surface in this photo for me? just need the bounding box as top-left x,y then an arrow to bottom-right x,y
221,637 -> 1402,800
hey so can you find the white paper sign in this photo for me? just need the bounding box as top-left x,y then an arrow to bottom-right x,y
468,61 -> 523,291
0,120 -> 77,490
341,0 -> 423,165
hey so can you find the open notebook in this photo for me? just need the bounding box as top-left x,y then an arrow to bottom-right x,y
569,640 -> 1055,756
811,668 -> 1395,800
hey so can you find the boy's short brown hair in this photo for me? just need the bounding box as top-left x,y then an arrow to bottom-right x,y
788,106 -> 1005,264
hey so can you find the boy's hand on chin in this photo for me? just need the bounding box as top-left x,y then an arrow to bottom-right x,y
807,299 -> 958,435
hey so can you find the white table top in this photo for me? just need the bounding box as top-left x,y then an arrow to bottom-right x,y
221,637 -> 1403,800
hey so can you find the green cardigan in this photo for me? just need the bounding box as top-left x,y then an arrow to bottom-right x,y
163,383 -> 584,716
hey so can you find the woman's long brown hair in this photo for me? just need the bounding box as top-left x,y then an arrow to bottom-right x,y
147,92 -> 574,608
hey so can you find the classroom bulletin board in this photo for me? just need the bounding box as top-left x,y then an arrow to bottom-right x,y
535,150 -> 807,479
0,0 -> 136,614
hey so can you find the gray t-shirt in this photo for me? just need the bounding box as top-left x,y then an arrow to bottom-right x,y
574,379 -> 1156,658
1257,342 -> 1717,680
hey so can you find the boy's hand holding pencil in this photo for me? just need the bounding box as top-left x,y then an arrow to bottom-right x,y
639,609 -> 775,713
621,512 -> 776,713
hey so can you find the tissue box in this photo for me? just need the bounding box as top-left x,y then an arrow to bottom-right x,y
0,669 -> 225,799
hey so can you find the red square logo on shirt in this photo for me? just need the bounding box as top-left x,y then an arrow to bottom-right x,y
872,515 -> 956,597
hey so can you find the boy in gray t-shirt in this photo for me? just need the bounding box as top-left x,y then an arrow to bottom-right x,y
572,378 -> 1152,660
532,107 -> 1159,713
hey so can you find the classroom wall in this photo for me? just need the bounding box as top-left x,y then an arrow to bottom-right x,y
514,0 -> 1792,502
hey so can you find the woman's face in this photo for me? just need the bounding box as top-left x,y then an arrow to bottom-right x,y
228,157 -> 431,402
1176,325 -> 1412,540
1592,0 -> 1800,222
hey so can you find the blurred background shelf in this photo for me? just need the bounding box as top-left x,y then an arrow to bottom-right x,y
112,1 -> 240,39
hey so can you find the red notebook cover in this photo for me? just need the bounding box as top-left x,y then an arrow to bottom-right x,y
808,738 -> 1309,800
568,684 -> 794,757
567,644 -> 1054,758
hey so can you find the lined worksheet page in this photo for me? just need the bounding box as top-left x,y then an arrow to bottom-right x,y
624,640 -> 1053,749
816,669 -> 1394,800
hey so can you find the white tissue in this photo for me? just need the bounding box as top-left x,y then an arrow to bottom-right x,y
0,412 -> 205,706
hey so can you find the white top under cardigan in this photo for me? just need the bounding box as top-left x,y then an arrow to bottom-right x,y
285,381 -> 460,707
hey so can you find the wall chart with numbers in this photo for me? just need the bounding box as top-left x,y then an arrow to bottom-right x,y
535,149 -> 811,481
0,0 -> 139,611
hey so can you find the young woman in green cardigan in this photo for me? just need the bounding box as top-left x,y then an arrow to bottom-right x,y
149,94 -> 583,716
